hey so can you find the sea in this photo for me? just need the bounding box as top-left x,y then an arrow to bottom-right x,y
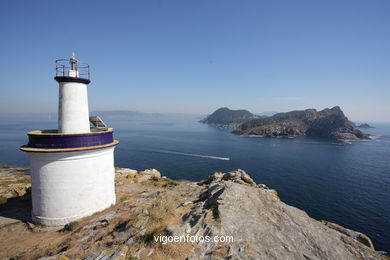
1,116 -> 389,254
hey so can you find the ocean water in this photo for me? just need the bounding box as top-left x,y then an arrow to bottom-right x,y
1,116 -> 389,253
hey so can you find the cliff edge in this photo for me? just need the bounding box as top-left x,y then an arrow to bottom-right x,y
0,166 -> 385,259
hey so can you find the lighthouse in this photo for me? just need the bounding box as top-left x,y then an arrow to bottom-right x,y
20,53 -> 119,226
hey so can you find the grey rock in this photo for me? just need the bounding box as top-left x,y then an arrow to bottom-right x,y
201,169 -> 257,186
221,169 -> 255,185
37,256 -> 69,260
199,172 -> 224,185
77,229 -> 99,242
178,201 -> 193,208
321,221 -> 375,249
83,246 -> 128,260
115,168 -> 138,177
178,170 -> 381,259
108,245 -> 128,260
166,225 -> 181,236
146,248 -> 154,257
136,168 -> 161,182
257,183 -> 269,189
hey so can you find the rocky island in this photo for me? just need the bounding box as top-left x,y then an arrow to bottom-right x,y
201,106 -> 370,141
234,106 -> 370,140
0,165 -> 385,259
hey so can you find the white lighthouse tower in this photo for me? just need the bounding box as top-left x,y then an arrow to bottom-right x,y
21,54 -> 119,226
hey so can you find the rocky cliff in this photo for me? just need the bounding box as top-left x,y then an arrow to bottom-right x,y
234,106 -> 370,141
200,107 -> 258,129
0,166 -> 385,260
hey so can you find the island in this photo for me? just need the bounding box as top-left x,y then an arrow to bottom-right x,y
201,106 -> 370,141
234,106 -> 370,140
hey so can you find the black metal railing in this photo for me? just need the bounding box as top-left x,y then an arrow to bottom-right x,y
55,59 -> 90,80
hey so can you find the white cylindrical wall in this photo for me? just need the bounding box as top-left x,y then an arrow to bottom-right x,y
58,82 -> 90,133
28,147 -> 116,226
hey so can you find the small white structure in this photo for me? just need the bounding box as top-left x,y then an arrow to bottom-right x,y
21,53 -> 119,226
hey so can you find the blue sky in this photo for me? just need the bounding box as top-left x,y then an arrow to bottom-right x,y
1,0 -> 389,121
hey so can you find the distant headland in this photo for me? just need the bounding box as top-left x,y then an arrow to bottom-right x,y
201,106 -> 370,141
356,123 -> 375,129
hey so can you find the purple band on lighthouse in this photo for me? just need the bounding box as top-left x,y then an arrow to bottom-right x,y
55,76 -> 91,84
26,130 -> 113,149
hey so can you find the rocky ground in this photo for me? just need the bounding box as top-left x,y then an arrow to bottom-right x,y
0,165 -> 387,260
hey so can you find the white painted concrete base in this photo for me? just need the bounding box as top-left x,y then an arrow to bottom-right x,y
32,200 -> 113,226
27,147 -> 116,226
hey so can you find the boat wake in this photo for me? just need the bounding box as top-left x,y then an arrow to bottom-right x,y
369,135 -> 381,140
146,149 -> 230,161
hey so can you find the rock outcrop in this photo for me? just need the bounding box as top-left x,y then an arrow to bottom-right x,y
234,106 -> 370,141
166,169 -> 381,259
0,165 -> 30,200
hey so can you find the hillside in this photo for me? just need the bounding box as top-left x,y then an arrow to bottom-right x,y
200,107 -> 257,128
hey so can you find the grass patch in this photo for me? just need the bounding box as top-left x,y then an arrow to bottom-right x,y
142,226 -> 166,244
134,197 -> 194,259
150,176 -> 160,182
16,177 -> 31,184
120,195 -> 130,203
149,197 -> 175,224
142,197 -> 174,244
64,221 -> 79,231
149,176 -> 180,187
35,223 -> 47,229
164,178 -> 179,187
0,195 -> 7,205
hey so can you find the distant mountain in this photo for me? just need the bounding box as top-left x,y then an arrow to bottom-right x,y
200,107 -> 258,128
356,123 -> 374,129
233,106 -> 370,141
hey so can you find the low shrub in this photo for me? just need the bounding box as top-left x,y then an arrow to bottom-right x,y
142,197 -> 175,244
163,178 -> 179,187
64,221 -> 79,231
0,196 -> 7,205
